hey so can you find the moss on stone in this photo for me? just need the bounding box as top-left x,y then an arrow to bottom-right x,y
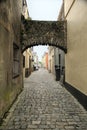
21,19 -> 67,53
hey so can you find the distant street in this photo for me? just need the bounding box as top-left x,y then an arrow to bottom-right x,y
0,68 -> 87,130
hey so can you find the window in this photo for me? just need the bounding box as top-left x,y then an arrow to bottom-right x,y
23,55 -> 25,68
13,43 -> 20,78
59,54 -> 61,65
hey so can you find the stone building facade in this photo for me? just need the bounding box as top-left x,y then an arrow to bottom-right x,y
54,47 -> 65,82
48,47 -> 55,74
54,2 -> 65,82
0,0 -> 24,121
22,0 -> 33,78
23,48 -> 33,78
64,0 -> 87,109
33,52 -> 39,70
42,52 -> 48,70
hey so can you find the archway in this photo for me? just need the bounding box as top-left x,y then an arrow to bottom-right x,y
21,16 -> 67,53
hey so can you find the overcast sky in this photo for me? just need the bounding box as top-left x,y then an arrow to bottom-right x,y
26,0 -> 63,61
26,0 -> 62,21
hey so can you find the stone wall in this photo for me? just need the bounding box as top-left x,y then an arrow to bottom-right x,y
21,19 -> 67,53
0,0 -> 23,121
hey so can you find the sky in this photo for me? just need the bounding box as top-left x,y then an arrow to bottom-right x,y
26,0 -> 62,21
33,45 -> 48,61
26,0 -> 63,61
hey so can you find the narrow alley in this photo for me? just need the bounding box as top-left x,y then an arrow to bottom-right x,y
0,69 -> 87,130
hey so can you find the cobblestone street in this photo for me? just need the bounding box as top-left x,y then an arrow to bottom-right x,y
0,69 -> 87,130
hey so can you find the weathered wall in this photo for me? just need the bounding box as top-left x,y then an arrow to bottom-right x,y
21,20 -> 67,53
0,0 -> 23,120
64,0 -> 87,95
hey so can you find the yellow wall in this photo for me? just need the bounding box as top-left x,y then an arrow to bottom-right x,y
64,0 -> 74,16
65,0 -> 87,95
23,48 -> 31,78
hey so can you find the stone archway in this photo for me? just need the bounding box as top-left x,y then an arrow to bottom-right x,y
21,16 -> 67,53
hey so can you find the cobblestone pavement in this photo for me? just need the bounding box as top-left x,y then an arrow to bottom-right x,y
0,69 -> 87,130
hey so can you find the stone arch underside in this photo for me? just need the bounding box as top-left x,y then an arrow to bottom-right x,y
21,18 -> 67,53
